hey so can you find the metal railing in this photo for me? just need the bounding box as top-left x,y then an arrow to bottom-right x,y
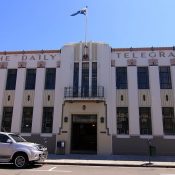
64,86 -> 104,98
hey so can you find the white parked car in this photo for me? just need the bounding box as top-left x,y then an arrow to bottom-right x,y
0,132 -> 48,168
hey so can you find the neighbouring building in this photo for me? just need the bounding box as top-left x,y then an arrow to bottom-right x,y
1,42 -> 175,155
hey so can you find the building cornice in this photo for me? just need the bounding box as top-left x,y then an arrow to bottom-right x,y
0,49 -> 61,55
112,46 -> 175,52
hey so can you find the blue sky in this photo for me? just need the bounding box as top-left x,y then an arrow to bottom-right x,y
0,0 -> 175,51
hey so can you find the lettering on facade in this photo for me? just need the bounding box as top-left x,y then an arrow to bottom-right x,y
115,51 -> 175,59
0,54 -> 57,62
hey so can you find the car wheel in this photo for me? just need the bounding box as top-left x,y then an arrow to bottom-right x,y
13,154 -> 28,168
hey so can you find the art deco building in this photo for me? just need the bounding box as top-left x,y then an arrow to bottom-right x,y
0,42 -> 175,155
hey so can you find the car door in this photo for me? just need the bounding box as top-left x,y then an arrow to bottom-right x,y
0,134 -> 14,162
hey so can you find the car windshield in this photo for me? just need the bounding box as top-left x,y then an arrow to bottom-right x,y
9,134 -> 26,142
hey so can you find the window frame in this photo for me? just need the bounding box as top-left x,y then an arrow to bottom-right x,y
6,69 -> 17,90
25,69 -> 36,90
117,107 -> 129,135
116,67 -> 128,89
159,66 -> 172,89
21,107 -> 33,133
137,67 -> 150,89
44,68 -> 56,90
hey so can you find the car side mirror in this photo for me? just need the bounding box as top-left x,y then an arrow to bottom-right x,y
6,139 -> 13,144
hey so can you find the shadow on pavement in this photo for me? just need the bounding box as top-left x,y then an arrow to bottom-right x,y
0,163 -> 43,169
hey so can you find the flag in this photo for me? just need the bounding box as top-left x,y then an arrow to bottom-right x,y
71,6 -> 87,16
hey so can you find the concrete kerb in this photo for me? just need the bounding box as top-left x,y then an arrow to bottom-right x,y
42,154 -> 175,168
43,161 -> 175,168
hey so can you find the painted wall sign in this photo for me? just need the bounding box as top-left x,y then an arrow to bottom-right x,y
114,51 -> 175,59
0,54 -> 58,62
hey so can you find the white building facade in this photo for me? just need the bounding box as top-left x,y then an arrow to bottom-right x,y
0,42 -> 175,155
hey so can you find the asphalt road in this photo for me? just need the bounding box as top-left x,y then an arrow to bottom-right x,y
0,164 -> 175,175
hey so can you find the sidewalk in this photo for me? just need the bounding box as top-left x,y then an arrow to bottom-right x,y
44,154 -> 175,168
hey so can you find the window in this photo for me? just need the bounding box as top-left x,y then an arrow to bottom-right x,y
81,62 -> 89,97
162,107 -> 175,135
116,67 -> 127,89
159,67 -> 172,89
45,68 -> 56,89
21,107 -> 33,133
6,69 -> 17,90
92,62 -> 97,96
1,107 -> 13,132
25,69 -> 36,90
117,107 -> 129,134
137,67 -> 149,89
73,63 -> 79,97
42,107 -> 53,133
139,107 -> 152,135
0,134 -> 10,143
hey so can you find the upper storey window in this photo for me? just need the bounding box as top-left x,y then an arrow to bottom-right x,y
159,66 -> 172,89
45,68 -> 56,90
6,69 -> 17,90
73,63 -> 79,97
116,67 -> 128,89
25,69 -> 36,90
137,67 -> 149,89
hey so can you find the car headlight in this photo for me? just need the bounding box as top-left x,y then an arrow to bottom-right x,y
30,146 -> 39,151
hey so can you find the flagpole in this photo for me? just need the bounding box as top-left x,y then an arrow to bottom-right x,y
84,6 -> 88,55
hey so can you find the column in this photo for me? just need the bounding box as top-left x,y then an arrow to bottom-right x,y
52,67 -> 62,133
0,69 -> 7,127
11,68 -> 26,133
128,66 -> 140,136
89,42 -> 92,96
78,43 -> 82,96
53,45 -> 74,133
149,66 -> 163,136
171,66 -> 175,125
32,68 -> 45,133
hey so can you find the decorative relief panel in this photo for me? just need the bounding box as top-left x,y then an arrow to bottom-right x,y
0,62 -> 8,69
148,59 -> 158,66
37,61 -> 46,68
18,61 -> 27,68
23,90 -> 35,106
111,60 -> 115,67
138,90 -> 151,107
116,90 -> 128,107
57,60 -> 61,68
43,90 -> 55,106
170,58 -> 175,66
160,90 -> 174,107
3,91 -> 15,106
127,59 -> 136,66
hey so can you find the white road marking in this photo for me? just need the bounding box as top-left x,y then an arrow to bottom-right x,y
48,167 -> 57,171
27,169 -> 72,173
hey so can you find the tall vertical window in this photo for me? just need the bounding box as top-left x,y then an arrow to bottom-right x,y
116,67 -> 128,89
137,67 -> 149,89
42,107 -> 53,133
1,107 -> 13,132
21,107 -> 33,133
117,107 -> 129,134
92,62 -> 97,96
139,107 -> 152,135
25,69 -> 36,90
73,63 -> 79,97
6,69 -> 17,90
159,66 -> 172,89
45,68 -> 56,89
162,107 -> 175,135
81,62 -> 89,97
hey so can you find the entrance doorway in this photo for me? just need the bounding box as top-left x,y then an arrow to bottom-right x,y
71,115 -> 97,154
